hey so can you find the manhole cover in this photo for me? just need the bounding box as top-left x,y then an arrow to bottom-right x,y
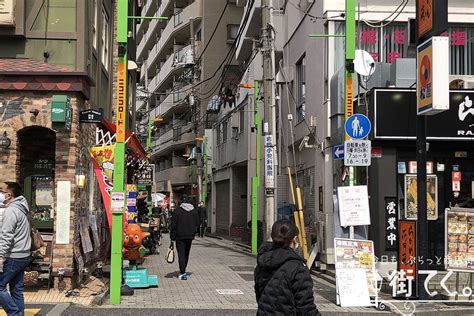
238,273 -> 254,282
229,265 -> 254,272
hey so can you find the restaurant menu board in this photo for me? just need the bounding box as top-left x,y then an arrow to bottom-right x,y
334,238 -> 377,300
446,208 -> 474,271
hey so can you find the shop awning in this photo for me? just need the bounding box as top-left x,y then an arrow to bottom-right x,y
101,119 -> 147,158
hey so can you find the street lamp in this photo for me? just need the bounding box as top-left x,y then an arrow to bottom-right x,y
1,132 -> 11,150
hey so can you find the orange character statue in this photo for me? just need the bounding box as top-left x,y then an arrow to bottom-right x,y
123,224 -> 149,263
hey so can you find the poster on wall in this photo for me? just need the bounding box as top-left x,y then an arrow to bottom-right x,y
334,238 -> 377,305
0,0 -> 15,26
55,181 -> 71,245
404,174 -> 438,220
385,197 -> 398,251
337,186 -> 371,227
446,208 -> 474,271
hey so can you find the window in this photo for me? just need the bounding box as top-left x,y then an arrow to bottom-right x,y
382,24 -> 407,63
227,24 -> 239,42
296,55 -> 306,121
443,26 -> 474,75
101,8 -> 110,70
222,121 -> 228,142
357,24 -> 380,62
92,0 -> 98,49
239,107 -> 245,133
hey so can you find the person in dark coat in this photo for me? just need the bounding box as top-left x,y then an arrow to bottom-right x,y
170,200 -> 199,280
254,219 -> 319,316
196,201 -> 207,238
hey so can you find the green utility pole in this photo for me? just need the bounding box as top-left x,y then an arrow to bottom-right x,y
345,0 -> 356,237
251,81 -> 260,255
110,0 -> 128,305
110,5 -> 169,304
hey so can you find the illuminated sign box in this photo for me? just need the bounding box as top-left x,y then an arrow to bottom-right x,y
417,36 -> 450,115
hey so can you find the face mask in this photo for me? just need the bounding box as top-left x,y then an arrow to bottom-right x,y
0,193 -> 5,204
294,242 -> 299,250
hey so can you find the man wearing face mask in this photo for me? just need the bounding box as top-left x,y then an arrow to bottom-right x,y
0,182 -> 32,316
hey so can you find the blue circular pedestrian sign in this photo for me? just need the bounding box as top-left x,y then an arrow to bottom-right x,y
344,114 -> 371,139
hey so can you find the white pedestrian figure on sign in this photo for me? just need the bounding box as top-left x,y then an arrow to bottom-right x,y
359,126 -> 364,137
351,117 -> 360,137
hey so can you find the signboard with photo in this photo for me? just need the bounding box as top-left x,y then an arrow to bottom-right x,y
445,208 -> 474,272
334,238 -> 377,303
404,174 -> 438,220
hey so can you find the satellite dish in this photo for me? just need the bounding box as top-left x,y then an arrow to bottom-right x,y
354,50 -> 376,77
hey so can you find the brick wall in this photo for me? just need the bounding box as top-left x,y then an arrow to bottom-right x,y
0,91 -> 102,289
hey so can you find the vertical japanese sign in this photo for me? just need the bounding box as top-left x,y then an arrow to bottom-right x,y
264,135 -> 274,189
399,220 -> 416,278
385,197 -> 398,251
116,61 -> 126,142
417,0 -> 433,38
345,75 -> 353,142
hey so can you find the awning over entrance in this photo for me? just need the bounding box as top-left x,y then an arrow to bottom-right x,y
101,119 -> 147,158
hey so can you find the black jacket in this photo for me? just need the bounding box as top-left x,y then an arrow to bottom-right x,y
254,243 -> 319,316
197,206 -> 207,221
170,203 -> 199,241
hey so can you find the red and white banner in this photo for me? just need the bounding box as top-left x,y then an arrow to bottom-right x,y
89,145 -> 115,229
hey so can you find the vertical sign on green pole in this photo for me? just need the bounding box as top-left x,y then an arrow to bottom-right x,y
251,81 -> 260,255
110,0 -> 128,305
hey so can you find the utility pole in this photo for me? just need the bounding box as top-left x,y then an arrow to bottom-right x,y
262,0 -> 277,240
345,0 -> 356,238
189,17 -> 203,204
110,0 -> 128,305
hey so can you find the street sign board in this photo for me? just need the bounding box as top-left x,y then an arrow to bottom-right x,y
344,114 -> 371,139
80,109 -> 103,123
344,140 -> 371,166
333,145 -> 344,160
264,135 -> 275,189
417,37 -> 449,115
137,164 -> 155,186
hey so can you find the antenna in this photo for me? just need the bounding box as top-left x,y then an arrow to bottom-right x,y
354,50 -> 376,77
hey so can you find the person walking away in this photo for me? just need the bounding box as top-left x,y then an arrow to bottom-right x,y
254,219 -> 319,315
196,202 -> 207,238
170,200 -> 199,280
0,182 -> 32,316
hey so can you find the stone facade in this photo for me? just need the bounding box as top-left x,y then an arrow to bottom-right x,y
0,89 -> 104,289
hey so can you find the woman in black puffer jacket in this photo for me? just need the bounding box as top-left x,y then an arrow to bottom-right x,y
254,219 -> 320,316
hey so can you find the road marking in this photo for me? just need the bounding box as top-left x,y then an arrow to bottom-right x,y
216,289 -> 244,295
0,309 -> 40,316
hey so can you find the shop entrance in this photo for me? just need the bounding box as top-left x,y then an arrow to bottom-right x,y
18,126 -> 56,231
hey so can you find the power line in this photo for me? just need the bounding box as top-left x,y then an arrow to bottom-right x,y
196,0 -> 230,63
361,0 -> 408,28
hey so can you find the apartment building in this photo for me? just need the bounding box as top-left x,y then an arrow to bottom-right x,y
136,0 -> 242,200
